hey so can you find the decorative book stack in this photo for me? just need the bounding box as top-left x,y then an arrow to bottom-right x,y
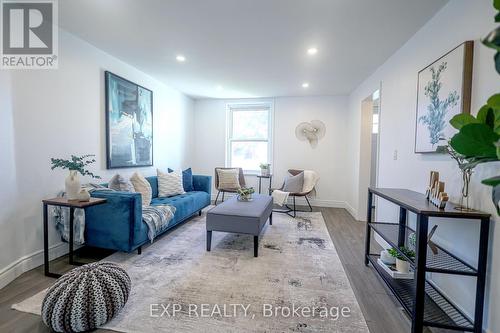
425,171 -> 449,209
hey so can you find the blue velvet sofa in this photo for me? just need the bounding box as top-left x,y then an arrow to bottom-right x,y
84,175 -> 211,253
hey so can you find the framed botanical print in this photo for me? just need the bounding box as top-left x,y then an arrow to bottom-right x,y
414,41 -> 473,153
105,71 -> 153,168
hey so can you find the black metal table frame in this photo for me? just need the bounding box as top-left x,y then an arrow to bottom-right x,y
364,189 -> 490,333
43,203 -> 87,278
257,174 -> 272,194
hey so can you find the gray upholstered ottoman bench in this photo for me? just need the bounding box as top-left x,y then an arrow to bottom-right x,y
206,194 -> 273,257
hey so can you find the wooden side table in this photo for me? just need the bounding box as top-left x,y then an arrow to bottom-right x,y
256,174 -> 272,194
42,197 -> 107,278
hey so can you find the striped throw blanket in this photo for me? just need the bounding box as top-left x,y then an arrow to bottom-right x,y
142,205 -> 176,242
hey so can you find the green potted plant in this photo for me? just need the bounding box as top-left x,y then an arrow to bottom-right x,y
259,163 -> 271,177
51,154 -> 101,200
237,187 -> 255,201
388,247 -> 415,274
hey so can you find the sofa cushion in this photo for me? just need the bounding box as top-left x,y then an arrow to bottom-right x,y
157,169 -> 185,197
217,168 -> 241,190
130,172 -> 152,206
168,167 -> 194,192
151,191 -> 209,224
146,176 -> 159,198
108,174 -> 134,192
283,171 -> 304,193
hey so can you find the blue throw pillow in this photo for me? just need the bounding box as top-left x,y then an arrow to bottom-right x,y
168,168 -> 194,192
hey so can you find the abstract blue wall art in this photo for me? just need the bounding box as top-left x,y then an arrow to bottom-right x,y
105,71 -> 153,168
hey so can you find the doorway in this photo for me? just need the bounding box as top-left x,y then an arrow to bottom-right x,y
357,89 -> 381,221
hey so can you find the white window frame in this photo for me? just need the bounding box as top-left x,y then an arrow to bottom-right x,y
225,101 -> 274,174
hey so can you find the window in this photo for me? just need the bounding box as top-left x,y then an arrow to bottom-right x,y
226,103 -> 273,173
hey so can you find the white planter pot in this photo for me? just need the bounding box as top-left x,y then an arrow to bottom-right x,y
260,168 -> 270,177
380,250 -> 396,265
396,258 -> 410,274
65,170 -> 81,200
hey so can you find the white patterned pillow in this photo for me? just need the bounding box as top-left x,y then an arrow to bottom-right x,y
158,169 -> 185,197
217,168 -> 241,190
129,172 -> 152,206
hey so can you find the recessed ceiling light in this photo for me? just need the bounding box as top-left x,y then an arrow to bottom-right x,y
176,55 -> 186,62
307,47 -> 318,55
302,82 -> 310,88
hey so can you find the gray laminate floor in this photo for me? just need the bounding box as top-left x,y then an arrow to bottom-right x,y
0,207 -> 444,333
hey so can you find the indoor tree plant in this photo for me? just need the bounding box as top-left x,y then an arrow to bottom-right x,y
51,154 -> 101,200
442,1 -> 500,214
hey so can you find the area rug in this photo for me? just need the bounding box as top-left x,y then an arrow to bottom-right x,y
13,210 -> 368,332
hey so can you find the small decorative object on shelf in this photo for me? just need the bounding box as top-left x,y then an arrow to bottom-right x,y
388,246 -> 415,274
237,187 -> 255,201
50,155 -> 101,201
425,171 -> 449,209
377,259 -> 414,280
77,188 -> 91,202
259,163 -> 271,177
380,249 -> 396,265
427,225 -> 439,255
408,225 -> 439,255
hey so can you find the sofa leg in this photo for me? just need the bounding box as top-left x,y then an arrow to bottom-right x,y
198,210 -> 202,216
137,246 -> 142,255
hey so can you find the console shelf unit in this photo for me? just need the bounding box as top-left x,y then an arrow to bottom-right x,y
364,188 -> 491,333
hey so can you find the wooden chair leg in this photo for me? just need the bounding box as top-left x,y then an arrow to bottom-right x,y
215,191 -> 220,205
222,191 -> 225,202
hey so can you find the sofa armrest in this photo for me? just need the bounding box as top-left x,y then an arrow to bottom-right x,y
193,175 -> 212,196
86,191 -> 143,252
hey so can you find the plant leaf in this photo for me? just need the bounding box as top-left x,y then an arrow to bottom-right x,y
476,105 -> 494,129
495,52 -> 500,75
482,176 -> 500,187
450,113 -> 479,130
495,0 -> 500,11
449,123 -> 500,158
483,27 -> 500,50
493,184 -> 500,215
488,93 -> 500,109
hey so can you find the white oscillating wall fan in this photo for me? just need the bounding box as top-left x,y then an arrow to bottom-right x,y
295,120 -> 326,148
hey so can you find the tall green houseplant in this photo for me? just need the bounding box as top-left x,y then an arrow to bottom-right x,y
447,0 -> 500,214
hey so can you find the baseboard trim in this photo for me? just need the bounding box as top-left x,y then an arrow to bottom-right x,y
0,242 -> 68,289
210,193 -> 356,214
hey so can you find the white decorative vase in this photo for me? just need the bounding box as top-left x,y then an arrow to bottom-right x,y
396,259 -> 410,274
380,250 -> 396,265
65,170 -> 81,200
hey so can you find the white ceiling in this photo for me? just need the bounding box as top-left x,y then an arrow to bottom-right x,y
59,0 -> 448,99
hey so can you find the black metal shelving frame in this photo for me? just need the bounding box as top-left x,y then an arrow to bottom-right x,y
364,188 -> 491,333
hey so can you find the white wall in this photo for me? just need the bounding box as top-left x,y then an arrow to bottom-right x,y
346,1 -> 500,331
0,29 -> 194,289
192,96 -> 352,211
